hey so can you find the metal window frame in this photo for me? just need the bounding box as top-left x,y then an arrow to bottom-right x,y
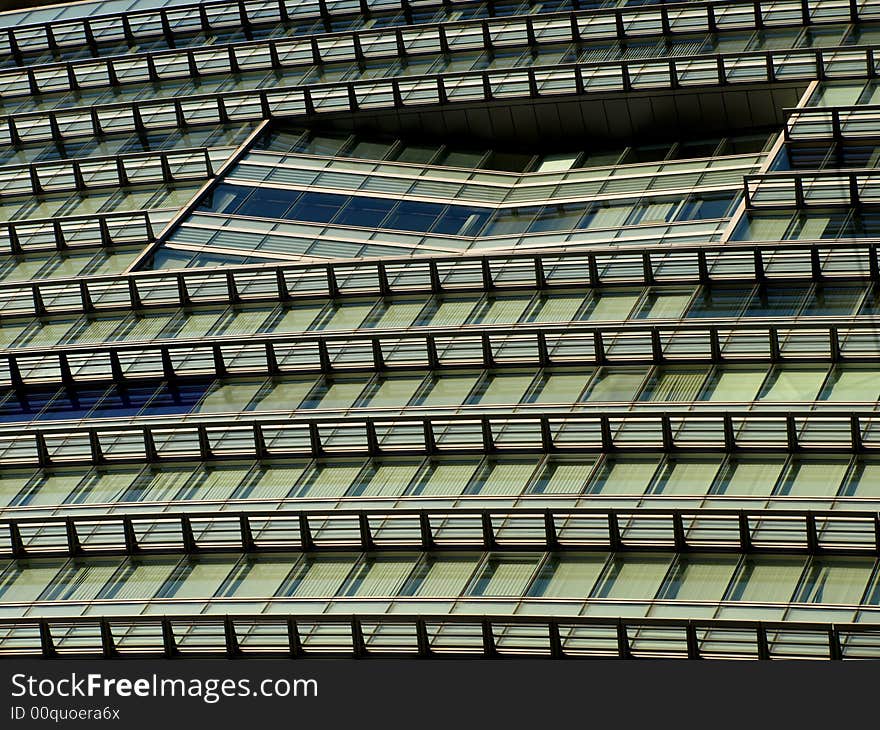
1,47 -> 871,147
3,317 -> 880,392
2,504 -> 879,558
745,168 -> 880,209
0,612 -> 874,660
0,238 -> 877,320
2,0 -> 868,65
3,1 -> 864,104
0,408 -> 877,467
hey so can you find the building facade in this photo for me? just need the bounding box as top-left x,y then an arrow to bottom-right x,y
0,0 -> 877,659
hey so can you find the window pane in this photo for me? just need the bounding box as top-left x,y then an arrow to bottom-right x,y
758,367 -> 828,401
466,554 -> 542,596
725,558 -> 805,602
640,369 -> 708,402
293,464 -> 362,498
711,459 -> 786,496
215,557 -> 296,598
649,460 -> 723,495
582,368 -> 648,402
774,461 -> 848,497
340,555 -> 419,597
587,459 -> 661,495
657,556 -> 740,601
591,555 -> 672,599
407,460 -> 481,496
400,555 -> 480,597
155,557 -> 236,600
793,558 -> 874,605
527,555 -> 607,598
528,459 -> 596,494
278,555 -> 358,597
820,367 -> 880,402
700,368 -> 767,402
466,460 -> 540,496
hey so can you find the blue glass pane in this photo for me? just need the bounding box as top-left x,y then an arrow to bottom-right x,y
0,387 -> 59,422
432,206 -> 491,236
38,388 -> 109,421
90,385 -> 161,418
384,200 -> 444,232
286,191 -> 348,223
197,184 -> 254,214
236,187 -> 298,218
140,382 -> 213,416
334,197 -> 396,228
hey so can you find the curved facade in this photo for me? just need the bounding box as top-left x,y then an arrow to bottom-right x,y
0,0 -> 878,659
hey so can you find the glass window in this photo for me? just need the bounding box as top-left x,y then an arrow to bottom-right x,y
640,368 -> 708,402
339,555 -> 419,597
527,459 -> 596,494
591,555 -> 672,599
634,290 -> 694,319
249,378 -> 318,411
406,460 -> 481,496
0,559 -> 66,603
334,197 -> 395,228
384,200 -> 444,232
286,191 -> 346,223
656,556 -> 740,601
582,292 -> 640,320
839,461 -> 880,498
240,464 -> 310,500
802,286 -> 866,316
820,367 -> 880,402
466,372 -> 535,405
524,371 -> 593,404
411,373 -> 481,407
686,287 -> 752,318
176,466 -> 251,502
293,463 -> 362,498
193,380 -> 263,414
12,472 -> 84,507
236,187 -> 296,219
793,558 -> 874,605
758,366 -> 828,401
774,460 -> 848,497
581,368 -> 648,402
466,554 -> 543,597
711,459 -> 786,497
400,555 -> 481,597
587,459 -> 661,495
97,558 -> 179,601
358,376 -> 425,408
745,286 -> 810,317
302,377 -> 370,409
520,294 -> 585,323
725,557 -> 805,602
312,301 -> 375,331
155,557 -> 237,600
465,460 -> 540,496
265,304 -> 324,333
527,554 -> 608,598
466,295 -> 531,325
0,471 -> 38,507
415,297 -> 480,326
213,556 -> 296,598
648,460 -> 723,496
699,368 -> 767,402
361,300 -> 425,329
277,555 -> 358,597
347,462 -> 421,497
